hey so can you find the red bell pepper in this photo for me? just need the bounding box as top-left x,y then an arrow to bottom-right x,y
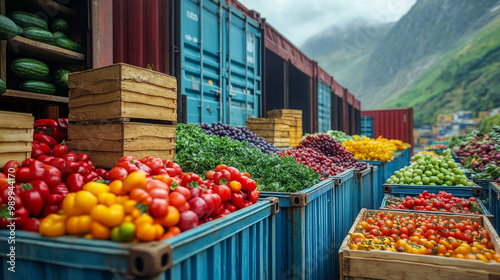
37,155 -> 55,165
66,173 -> 85,192
115,160 -> 140,174
77,153 -> 90,162
135,162 -> 152,176
0,204 -> 29,229
87,160 -> 96,171
52,140 -> 68,158
2,160 -> 20,176
96,168 -> 109,180
20,181 -> 49,217
31,142 -> 44,159
49,158 -> 71,179
44,165 -> 62,188
16,159 -> 46,182
83,171 -> 103,183
34,119 -> 67,143
63,152 -> 78,162
21,218 -> 42,232
141,156 -> 164,172
163,160 -> 182,177
78,161 -> 92,174
50,182 -> 69,197
33,133 -> 58,148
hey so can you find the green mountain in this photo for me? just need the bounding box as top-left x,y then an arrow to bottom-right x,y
302,0 -> 500,127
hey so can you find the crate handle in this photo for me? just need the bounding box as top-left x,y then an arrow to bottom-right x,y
264,197 -> 280,215
473,187 -> 484,197
290,193 -> 308,207
334,178 -> 342,186
128,241 -> 172,277
382,184 -> 392,194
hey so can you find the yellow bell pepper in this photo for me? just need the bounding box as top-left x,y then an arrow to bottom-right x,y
83,181 -> 110,196
90,204 -> 125,227
66,215 -> 93,235
62,191 -> 98,216
39,214 -> 67,237
97,192 -> 117,206
134,214 -> 165,242
123,171 -> 146,192
109,180 -> 127,195
115,195 -> 130,205
91,221 -> 110,240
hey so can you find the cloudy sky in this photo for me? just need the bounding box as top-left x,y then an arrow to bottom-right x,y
238,0 -> 417,46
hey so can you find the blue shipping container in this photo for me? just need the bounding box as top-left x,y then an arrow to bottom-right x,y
181,0 -> 262,126
0,200 -> 277,280
317,81 -> 331,132
356,166 -> 374,211
382,184 -> 484,197
490,182 -> 500,234
259,178 -> 336,279
360,116 -> 373,138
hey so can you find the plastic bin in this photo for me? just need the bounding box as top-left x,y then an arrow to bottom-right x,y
0,199 -> 278,280
258,178 -> 336,279
490,182 -> 500,234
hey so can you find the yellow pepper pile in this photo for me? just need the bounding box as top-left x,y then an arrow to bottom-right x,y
39,172 -> 169,242
342,136 -> 398,162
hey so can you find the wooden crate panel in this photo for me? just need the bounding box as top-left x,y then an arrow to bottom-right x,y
251,130 -> 290,138
0,152 -> 31,167
339,209 -> 500,280
69,63 -> 177,122
0,111 -> 34,166
267,109 -> 302,118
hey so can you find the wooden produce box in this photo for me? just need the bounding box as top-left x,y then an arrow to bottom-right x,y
0,111 -> 34,167
68,63 -> 177,123
339,209 -> 500,280
267,109 -> 302,147
68,121 -> 175,169
246,118 -> 291,147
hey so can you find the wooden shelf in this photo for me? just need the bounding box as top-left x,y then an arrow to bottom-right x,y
8,36 -> 84,62
7,0 -> 77,17
0,89 -> 68,104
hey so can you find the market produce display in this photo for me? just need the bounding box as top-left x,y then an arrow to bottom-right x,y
342,136 -> 400,161
22,27 -> 56,45
0,14 -> 21,40
302,130 -> 354,143
385,190 -> 483,214
472,164 -> 500,183
8,11 -> 48,30
386,149 -> 472,186
349,211 -> 499,262
279,148 -> 346,179
176,123 -> 320,192
424,144 -> 448,150
200,122 -> 279,153
295,134 -> 367,171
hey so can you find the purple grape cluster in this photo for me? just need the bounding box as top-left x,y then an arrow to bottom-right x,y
298,134 -> 368,171
200,122 -> 279,153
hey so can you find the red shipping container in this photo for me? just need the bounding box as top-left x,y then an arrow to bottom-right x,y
361,108 -> 414,154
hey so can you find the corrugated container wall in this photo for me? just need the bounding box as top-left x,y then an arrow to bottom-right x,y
332,80 -> 345,132
315,64 -> 333,132
361,108 -> 414,153
354,99 -> 361,134
113,0 -> 169,74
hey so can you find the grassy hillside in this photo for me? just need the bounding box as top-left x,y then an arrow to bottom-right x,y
384,15 -> 500,126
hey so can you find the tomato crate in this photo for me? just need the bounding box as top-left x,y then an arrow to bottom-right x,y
258,178 -> 338,279
490,182 -> 500,234
339,209 -> 500,280
0,199 -> 278,280
0,111 -> 34,167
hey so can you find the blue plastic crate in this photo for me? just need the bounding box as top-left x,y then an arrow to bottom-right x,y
0,199 -> 277,280
474,178 -> 494,212
259,178 -> 336,280
355,167 -> 373,212
361,160 -> 395,206
489,182 -> 500,234
382,183 -> 484,197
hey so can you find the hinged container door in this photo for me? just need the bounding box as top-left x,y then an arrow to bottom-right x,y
181,0 -> 261,125
317,81 -> 331,132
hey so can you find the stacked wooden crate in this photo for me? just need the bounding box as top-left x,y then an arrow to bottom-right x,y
0,111 -> 34,166
246,118 -> 291,148
68,63 -> 177,169
267,109 -> 303,147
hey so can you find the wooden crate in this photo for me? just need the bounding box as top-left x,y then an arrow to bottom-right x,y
0,111 -> 33,166
339,209 -> 500,280
246,118 -> 291,147
68,120 -> 175,169
267,109 -> 303,147
68,63 -> 177,123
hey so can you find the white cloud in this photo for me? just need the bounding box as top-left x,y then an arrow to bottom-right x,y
237,0 -> 416,45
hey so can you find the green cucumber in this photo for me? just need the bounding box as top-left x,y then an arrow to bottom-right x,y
22,27 -> 55,45
54,69 -> 70,89
0,79 -> 6,95
11,58 -> 49,80
0,14 -> 20,40
21,80 -> 56,95
8,11 -> 48,30
51,18 -> 69,34
55,38 -> 82,52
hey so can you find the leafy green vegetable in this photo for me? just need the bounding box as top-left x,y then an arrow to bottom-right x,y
472,163 -> 500,180
175,124 -> 320,192
303,130 -> 354,143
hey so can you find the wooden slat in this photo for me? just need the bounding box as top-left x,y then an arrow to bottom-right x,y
0,152 -> 30,166
0,142 -> 31,153
1,89 -> 69,104
0,111 -> 34,128
8,36 -> 84,62
0,133 -> 33,142
267,109 -> 303,118
251,130 -> 290,138
17,0 -> 78,17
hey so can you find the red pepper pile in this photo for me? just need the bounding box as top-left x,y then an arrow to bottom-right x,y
386,190 -> 483,214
